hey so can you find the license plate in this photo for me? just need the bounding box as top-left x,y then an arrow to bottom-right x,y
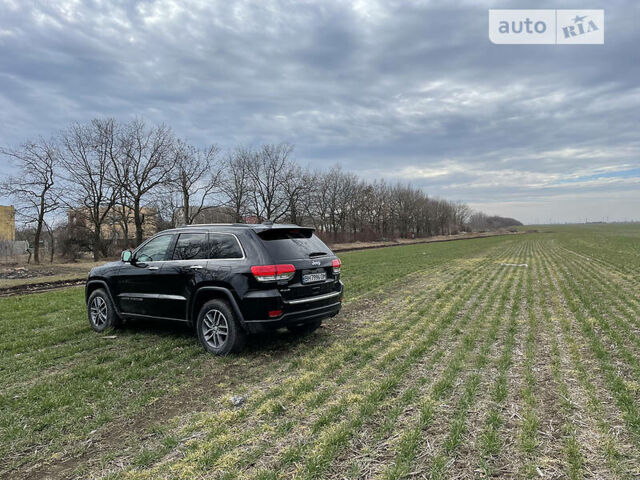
302,272 -> 326,284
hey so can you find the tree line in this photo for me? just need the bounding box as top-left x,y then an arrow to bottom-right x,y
0,118 -> 521,263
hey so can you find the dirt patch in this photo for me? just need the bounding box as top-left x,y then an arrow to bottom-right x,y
0,278 -> 86,297
0,266 -> 58,280
0,261 -> 103,291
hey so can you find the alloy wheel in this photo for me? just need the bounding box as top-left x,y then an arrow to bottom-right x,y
202,309 -> 229,349
90,296 -> 108,327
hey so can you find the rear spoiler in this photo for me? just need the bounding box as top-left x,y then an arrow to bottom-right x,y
257,226 -> 315,239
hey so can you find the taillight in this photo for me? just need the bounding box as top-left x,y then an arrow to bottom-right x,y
251,264 -> 295,282
276,264 -> 295,277
250,265 -> 276,281
332,258 -> 341,275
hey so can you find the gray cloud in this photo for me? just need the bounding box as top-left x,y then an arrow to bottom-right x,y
0,0 -> 639,223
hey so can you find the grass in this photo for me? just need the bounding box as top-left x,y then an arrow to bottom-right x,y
1,225 -> 640,479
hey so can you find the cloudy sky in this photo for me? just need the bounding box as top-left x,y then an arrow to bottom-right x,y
1,0 -> 638,224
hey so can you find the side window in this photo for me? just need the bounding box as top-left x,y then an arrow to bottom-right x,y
173,233 -> 209,260
135,235 -> 173,262
209,234 -> 243,259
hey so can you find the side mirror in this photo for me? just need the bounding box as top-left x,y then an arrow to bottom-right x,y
121,250 -> 133,263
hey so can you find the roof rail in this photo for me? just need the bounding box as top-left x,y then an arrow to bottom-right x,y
175,223 -> 242,228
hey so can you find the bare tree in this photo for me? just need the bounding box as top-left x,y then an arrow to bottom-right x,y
308,170 -> 331,232
453,201 -> 472,233
59,119 -> 120,260
282,163 -> 312,225
171,139 -> 222,225
43,216 -> 62,263
246,143 -> 294,222
3,117 -> 520,255
321,166 -> 343,238
110,188 -> 135,247
323,167 -> 358,240
468,212 -> 522,231
0,138 -> 61,263
302,168 -> 494,242
111,120 -> 174,245
221,148 -> 252,223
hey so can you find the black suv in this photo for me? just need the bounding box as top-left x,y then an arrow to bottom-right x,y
85,223 -> 344,354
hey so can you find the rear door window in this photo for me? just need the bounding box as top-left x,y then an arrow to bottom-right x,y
258,229 -> 330,261
209,234 -> 244,259
173,233 -> 209,260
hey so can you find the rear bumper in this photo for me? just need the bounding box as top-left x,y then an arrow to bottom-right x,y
241,281 -> 344,333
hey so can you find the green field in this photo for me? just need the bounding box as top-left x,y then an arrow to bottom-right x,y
1,225 -> 640,479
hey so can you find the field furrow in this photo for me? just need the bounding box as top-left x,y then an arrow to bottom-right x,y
396,245 -> 528,480
540,242 -> 640,478
465,241 -> 538,479
347,248 -> 524,480
548,252 -> 640,443
119,243 -> 526,479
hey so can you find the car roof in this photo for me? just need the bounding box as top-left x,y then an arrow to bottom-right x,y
161,223 -> 315,234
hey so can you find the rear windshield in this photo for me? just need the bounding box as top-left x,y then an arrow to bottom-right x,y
258,228 -> 331,261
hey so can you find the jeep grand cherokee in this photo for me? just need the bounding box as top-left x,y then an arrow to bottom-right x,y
85,223 -> 344,354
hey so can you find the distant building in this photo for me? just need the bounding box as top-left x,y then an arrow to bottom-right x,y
0,205 -> 16,241
68,206 -> 158,241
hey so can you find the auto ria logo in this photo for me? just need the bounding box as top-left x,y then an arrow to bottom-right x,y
489,9 -> 604,44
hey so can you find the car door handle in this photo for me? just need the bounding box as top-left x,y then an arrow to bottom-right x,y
148,266 -> 159,270
190,265 -> 204,270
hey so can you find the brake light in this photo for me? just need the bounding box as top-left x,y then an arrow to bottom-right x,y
268,309 -> 283,318
251,265 -> 276,280
276,264 -> 295,276
251,264 -> 296,282
332,258 -> 341,274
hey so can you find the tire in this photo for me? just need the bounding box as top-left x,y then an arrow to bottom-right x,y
287,319 -> 322,335
196,299 -> 246,355
87,288 -> 121,332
